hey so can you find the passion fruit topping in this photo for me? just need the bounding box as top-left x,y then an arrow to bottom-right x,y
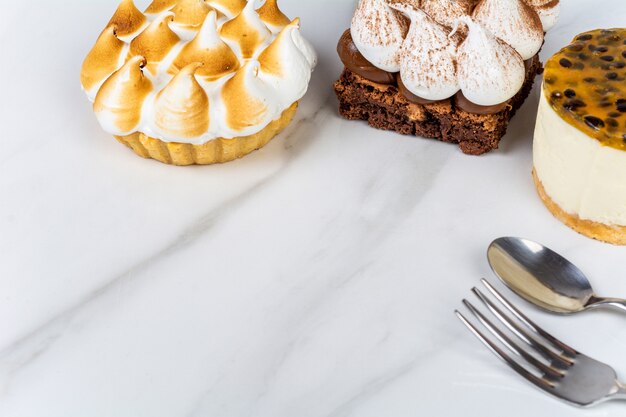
544,28 -> 626,150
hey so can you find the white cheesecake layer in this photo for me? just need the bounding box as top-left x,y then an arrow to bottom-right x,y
533,90 -> 626,226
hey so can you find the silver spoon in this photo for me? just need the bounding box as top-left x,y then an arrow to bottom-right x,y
487,237 -> 626,314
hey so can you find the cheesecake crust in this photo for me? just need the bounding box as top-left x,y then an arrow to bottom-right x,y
533,169 -> 626,245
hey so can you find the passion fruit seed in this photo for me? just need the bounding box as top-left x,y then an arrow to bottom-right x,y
584,115 -> 606,130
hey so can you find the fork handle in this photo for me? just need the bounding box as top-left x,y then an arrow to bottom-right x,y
588,297 -> 626,313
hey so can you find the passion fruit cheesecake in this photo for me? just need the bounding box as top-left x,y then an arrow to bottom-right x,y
533,28 -> 626,245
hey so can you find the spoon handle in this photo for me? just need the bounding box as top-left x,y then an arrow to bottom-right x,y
590,297 -> 626,313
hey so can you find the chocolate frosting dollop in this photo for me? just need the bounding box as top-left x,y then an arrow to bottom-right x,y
337,30 -> 396,85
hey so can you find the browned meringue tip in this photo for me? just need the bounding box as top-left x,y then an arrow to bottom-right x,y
257,0 -> 291,30
81,25 -> 126,92
206,0 -> 247,18
258,18 -> 300,76
170,10 -> 240,81
94,55 -> 153,134
222,62 -> 269,131
144,0 -> 178,14
130,12 -> 180,75
107,0 -> 148,39
155,62 -> 210,139
220,1 -> 271,59
171,0 -> 212,29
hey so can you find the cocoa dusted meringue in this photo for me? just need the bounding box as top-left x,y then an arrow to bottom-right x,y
130,12 -> 179,75
94,56 -> 153,136
107,0 -> 148,41
220,0 -> 272,59
81,26 -> 127,99
81,0 -> 316,150
350,0 -> 408,73
257,0 -> 291,34
456,16 -> 525,105
472,0 -> 544,60
153,63 -> 210,140
524,0 -> 560,31
393,3 -> 460,101
420,0 -> 474,29
170,11 -> 240,81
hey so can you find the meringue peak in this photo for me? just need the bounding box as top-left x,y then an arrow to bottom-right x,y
258,18 -> 315,108
155,63 -> 210,139
420,0 -> 474,29
523,0 -> 560,31
257,0 -> 291,33
107,0 -> 148,41
457,16 -> 525,105
221,61 -> 273,132
94,56 -> 153,135
393,3 -> 460,101
258,18 -> 300,76
171,11 -> 240,80
81,26 -> 126,96
220,0 -> 272,59
206,0 -> 247,19
350,0 -> 408,73
144,0 -> 177,15
130,12 -> 180,75
472,0 -> 543,60
171,0 -> 213,30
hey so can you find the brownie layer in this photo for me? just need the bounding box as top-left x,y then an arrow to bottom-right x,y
333,55 -> 542,155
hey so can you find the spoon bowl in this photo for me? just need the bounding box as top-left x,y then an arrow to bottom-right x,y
487,237 -> 626,314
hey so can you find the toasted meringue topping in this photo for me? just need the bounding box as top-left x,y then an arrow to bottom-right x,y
94,56 -> 153,135
524,0 -> 560,31
81,26 -> 126,98
130,13 -> 180,75
144,0 -> 177,15
472,0 -> 543,60
350,0 -> 408,73
394,4 -> 459,101
221,61 -> 274,133
456,16 -> 525,105
83,0 -> 316,144
420,0 -> 474,29
206,0 -> 247,19
220,0 -> 272,59
258,19 -> 315,107
257,0 -> 291,33
107,0 -> 148,41
171,11 -> 240,80
154,63 -> 210,139
171,0 -> 212,31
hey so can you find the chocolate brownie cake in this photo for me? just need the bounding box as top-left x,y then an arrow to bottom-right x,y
333,0 -> 561,155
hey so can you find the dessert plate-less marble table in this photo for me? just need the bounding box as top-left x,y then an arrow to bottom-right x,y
1,1 -> 625,415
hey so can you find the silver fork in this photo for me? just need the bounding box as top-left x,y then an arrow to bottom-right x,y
456,279 -> 626,407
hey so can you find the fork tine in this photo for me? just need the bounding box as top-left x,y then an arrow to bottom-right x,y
472,287 -> 573,367
455,310 -> 555,390
481,279 -> 578,357
463,300 -> 565,380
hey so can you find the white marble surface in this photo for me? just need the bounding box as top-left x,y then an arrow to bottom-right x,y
1,1 -> 625,415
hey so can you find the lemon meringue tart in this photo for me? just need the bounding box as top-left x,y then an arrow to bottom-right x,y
334,0 -> 559,155
81,0 -> 317,165
533,29 -> 626,245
